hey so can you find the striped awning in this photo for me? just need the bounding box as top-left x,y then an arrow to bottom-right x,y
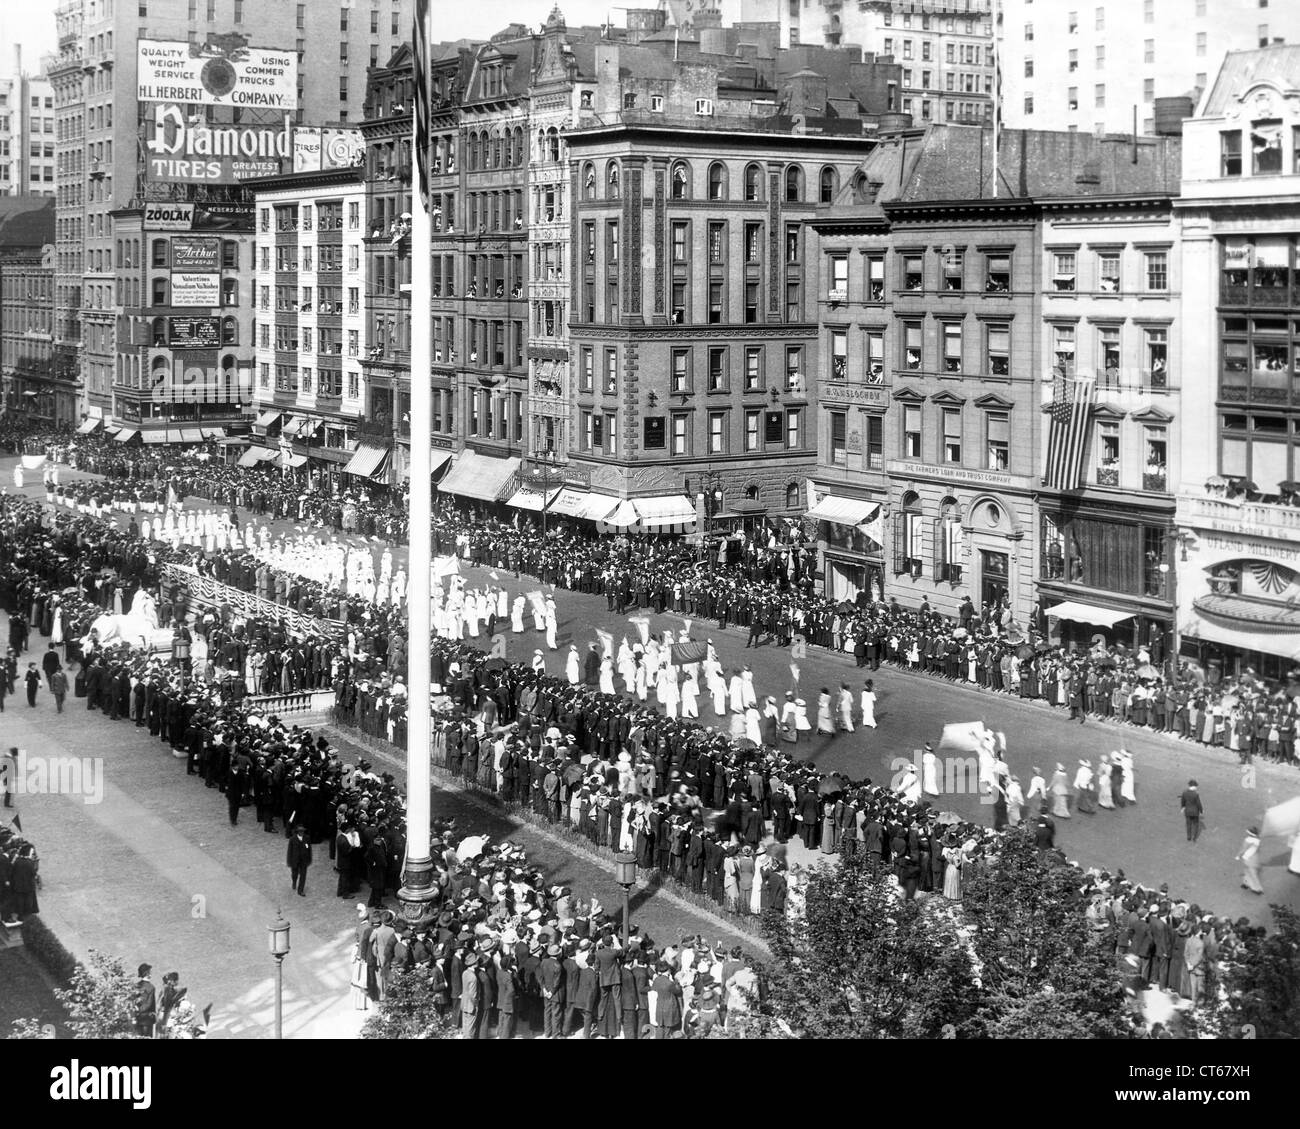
1046,601 -> 1134,628
113,427 -> 139,443
342,442 -> 390,479
806,496 -> 880,526
574,491 -> 621,522
632,494 -> 697,529
254,410 -> 282,428
546,487 -> 591,518
506,486 -> 557,511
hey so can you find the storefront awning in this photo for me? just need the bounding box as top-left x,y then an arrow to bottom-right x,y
140,430 -> 173,445
1046,601 -> 1135,628
75,417 -> 101,435
200,426 -> 227,440
283,453 -> 309,468
546,487 -> 591,518
436,450 -> 520,502
429,449 -> 453,475
280,416 -> 308,440
178,428 -> 205,443
342,442 -> 390,479
254,410 -> 282,429
574,491 -> 620,522
632,494 -> 698,529
1182,605 -> 1300,662
237,446 -> 277,467
506,486 -> 557,511
806,496 -> 880,527
598,499 -> 639,531
113,427 -> 139,443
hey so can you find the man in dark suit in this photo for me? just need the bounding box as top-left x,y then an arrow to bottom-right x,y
286,824 -> 312,895
539,943 -> 565,1039
1130,907 -> 1156,986
134,964 -> 157,1038
1149,907 -> 1173,990
1179,779 -> 1204,843
594,935 -> 622,1038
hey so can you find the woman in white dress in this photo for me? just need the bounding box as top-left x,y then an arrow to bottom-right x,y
680,671 -> 699,719
618,641 -> 635,691
728,670 -> 746,715
744,705 -> 762,745
564,644 -> 580,685
741,668 -> 758,710
531,649 -> 546,675
859,680 -> 878,729
598,655 -> 616,696
794,698 -> 812,736
749,849 -> 767,916
922,746 -> 941,797
510,595 -> 526,634
544,599 -> 558,650
1119,751 -> 1137,805
1006,776 -> 1025,827
633,656 -> 648,702
531,596 -> 546,632
704,660 -> 727,716
1096,754 -> 1115,809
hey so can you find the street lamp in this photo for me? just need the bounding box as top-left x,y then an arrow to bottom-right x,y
613,852 -> 637,950
528,450 -> 563,538
268,911 -> 291,1039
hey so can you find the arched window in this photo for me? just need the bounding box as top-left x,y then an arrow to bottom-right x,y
547,127 -> 560,162
937,497 -> 963,583
607,160 -> 620,199
150,316 -> 166,346
221,316 -> 238,345
492,132 -> 503,169
514,126 -> 525,165
151,238 -> 167,267
784,482 -> 800,511
708,161 -> 726,201
583,162 -> 596,200
671,162 -> 689,200
744,163 -> 762,201
784,164 -> 803,203
819,165 -> 838,204
897,491 -> 924,576
468,132 -> 480,170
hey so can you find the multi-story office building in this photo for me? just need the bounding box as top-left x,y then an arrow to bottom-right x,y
1035,143 -> 1183,654
553,43 -> 877,532
248,167 -> 369,489
808,125 -> 1181,628
0,54 -> 56,198
728,0 -> 994,126
50,2 -> 86,410
1176,45 -> 1300,678
56,0 -> 413,421
1001,0 -> 1300,135
0,197 -> 57,420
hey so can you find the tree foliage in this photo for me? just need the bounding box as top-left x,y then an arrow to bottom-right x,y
736,853 -> 982,1039
1219,904 -> 1300,1039
52,950 -> 140,1040
961,830 -> 1131,1039
360,968 -> 457,1040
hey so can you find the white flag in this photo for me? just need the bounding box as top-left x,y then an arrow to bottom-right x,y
596,629 -> 613,655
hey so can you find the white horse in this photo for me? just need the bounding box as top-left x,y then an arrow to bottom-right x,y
129,589 -> 160,629
85,614 -> 172,652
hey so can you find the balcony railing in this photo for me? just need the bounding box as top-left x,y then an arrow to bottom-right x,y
1178,487 -> 1300,535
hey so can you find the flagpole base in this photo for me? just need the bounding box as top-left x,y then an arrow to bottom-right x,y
397,855 -> 438,929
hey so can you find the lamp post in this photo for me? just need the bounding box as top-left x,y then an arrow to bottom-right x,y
613,852 -> 637,950
268,911 -> 291,1039
528,450 -> 563,538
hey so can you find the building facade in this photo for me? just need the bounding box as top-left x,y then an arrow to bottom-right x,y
249,168 -> 369,488
50,1 -> 86,413
0,198 -> 58,422
0,58 -> 56,198
1000,0 -> 1300,135
1176,45 -> 1300,678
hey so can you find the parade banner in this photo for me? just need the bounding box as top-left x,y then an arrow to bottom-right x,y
137,38 -> 297,109
161,563 -> 345,640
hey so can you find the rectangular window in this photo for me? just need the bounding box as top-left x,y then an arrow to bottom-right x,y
744,222 -> 760,263
903,404 -> 922,459
866,415 -> 883,469
708,347 -> 727,391
1144,40 -> 1154,64
1220,130 -> 1242,176
745,347 -> 762,391
830,331 -> 847,380
1197,32 -> 1207,56
942,408 -> 962,464
672,221 -> 687,263
902,252 -> 923,291
786,408 -> 801,450
829,254 -> 848,299
785,346 -> 803,392
1052,251 -> 1077,291
942,322 -> 962,373
708,222 -> 725,264
745,410 -> 760,452
1145,327 -> 1168,387
987,324 -> 1010,376
606,221 -> 619,263
708,281 -> 723,324
1144,250 -> 1168,291
903,323 -> 922,370
670,348 -> 689,394
829,411 -> 847,466
604,349 -> 618,394
708,411 -> 727,454
942,250 -> 963,291
1053,325 -> 1076,374
1144,427 -> 1168,491
671,414 -> 689,456
867,256 -> 885,301
580,347 -> 594,392
671,281 -> 687,324
986,412 -> 1010,471
744,282 -> 759,323
1096,421 -> 1120,484
985,252 -> 1010,293
1095,84 -> 1105,109
1096,45 -> 1105,67
1098,250 -> 1121,291
866,330 -> 884,383
1253,123 -> 1283,174
1098,326 -> 1121,387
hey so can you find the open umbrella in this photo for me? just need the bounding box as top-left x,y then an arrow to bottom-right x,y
819,773 -> 845,797
671,640 -> 708,664
1260,796 -> 1300,840
453,834 -> 489,862
1135,663 -> 1159,680
1017,644 -> 1036,660
938,722 -> 987,756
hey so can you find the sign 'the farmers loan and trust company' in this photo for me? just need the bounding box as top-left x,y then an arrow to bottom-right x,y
137,37 -> 297,109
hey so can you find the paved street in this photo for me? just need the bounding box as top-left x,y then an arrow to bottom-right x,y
6,455 -> 1299,932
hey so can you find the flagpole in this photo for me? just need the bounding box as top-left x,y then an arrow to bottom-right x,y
398,0 -> 436,928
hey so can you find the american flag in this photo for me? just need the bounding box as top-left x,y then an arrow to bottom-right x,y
1043,372 -> 1096,491
412,0 -> 430,211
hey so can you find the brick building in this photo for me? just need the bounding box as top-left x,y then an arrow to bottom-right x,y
0,197 -> 57,422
